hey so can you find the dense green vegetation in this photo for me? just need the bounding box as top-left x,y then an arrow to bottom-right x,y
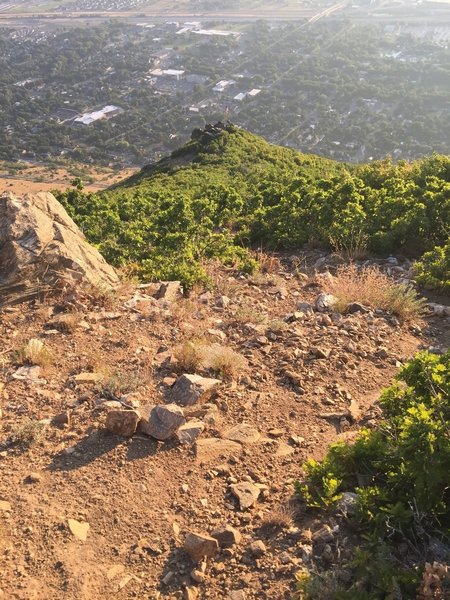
56,125 -> 450,287
415,243 -> 450,293
296,350 -> 450,599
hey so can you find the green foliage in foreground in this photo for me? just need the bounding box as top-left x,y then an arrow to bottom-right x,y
415,243 -> 450,293
296,351 -> 450,599
55,126 -> 450,287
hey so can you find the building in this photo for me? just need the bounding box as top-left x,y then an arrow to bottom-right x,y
213,80 -> 235,92
74,105 -> 123,126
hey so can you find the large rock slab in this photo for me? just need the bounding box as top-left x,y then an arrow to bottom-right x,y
0,192 -> 118,304
172,374 -> 220,407
138,404 -> 185,441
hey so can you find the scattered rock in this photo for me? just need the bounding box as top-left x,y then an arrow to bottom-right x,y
184,531 -> 219,562
67,518 -> 90,542
138,404 -> 185,441
336,492 -> 359,516
223,423 -> 260,445
105,410 -> 140,437
73,372 -> 103,385
230,482 -> 261,510
346,302 -> 369,314
12,365 -> 44,383
25,473 -> 43,484
211,525 -> 242,548
177,420 -> 205,445
315,293 -> 338,312
172,374 -> 221,406
311,346 -> 331,359
156,281 -> 182,302
249,540 -> 267,557
184,585 -> 199,600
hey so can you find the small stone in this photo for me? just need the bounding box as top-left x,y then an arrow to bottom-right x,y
67,518 -> 90,542
184,586 -> 199,600
229,592 -> 246,600
0,501 -> 11,512
249,540 -> 266,557
315,293 -> 337,312
190,568 -> 205,583
105,410 -> 140,437
211,524 -> 242,548
312,524 -> 336,544
138,404 -> 185,441
52,411 -> 71,427
184,531 -> 219,562
230,482 -> 260,510
25,473 -> 42,484
346,302 -> 369,314
311,346 -> 331,359
172,374 -> 221,406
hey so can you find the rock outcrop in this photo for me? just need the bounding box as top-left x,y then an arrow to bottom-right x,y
0,191 -> 118,305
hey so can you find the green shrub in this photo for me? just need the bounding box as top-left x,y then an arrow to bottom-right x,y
415,243 -> 450,292
295,351 -> 450,599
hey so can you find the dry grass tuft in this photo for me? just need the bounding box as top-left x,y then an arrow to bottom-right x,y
321,264 -> 425,321
14,338 -> 54,368
234,305 -> 268,326
207,345 -> 247,381
174,339 -> 207,373
9,419 -> 47,447
253,250 -> 282,274
261,502 -> 296,531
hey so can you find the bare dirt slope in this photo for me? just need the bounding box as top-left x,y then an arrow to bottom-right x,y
0,257 -> 448,600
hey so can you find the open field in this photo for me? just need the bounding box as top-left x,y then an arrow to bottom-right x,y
0,162 -> 137,195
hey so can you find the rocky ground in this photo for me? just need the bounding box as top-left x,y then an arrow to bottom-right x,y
1,254 -> 449,600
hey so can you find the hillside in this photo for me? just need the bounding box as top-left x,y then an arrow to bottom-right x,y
56,123 -> 450,290
1,127 -> 450,600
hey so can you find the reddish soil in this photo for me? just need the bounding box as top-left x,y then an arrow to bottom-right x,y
0,259 -> 448,600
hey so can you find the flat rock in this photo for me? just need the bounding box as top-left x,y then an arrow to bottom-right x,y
195,438 -> 242,462
275,442 -> 295,457
223,423 -> 260,445
138,404 -> 185,441
172,374 -> 221,406
230,482 -> 261,510
12,365 -> 44,383
67,518 -> 90,542
73,372 -> 103,384
177,420 -> 205,445
0,501 -> 11,512
184,531 -> 219,562
105,410 -> 140,437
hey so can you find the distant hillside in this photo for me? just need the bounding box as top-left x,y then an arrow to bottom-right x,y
56,124 -> 450,287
